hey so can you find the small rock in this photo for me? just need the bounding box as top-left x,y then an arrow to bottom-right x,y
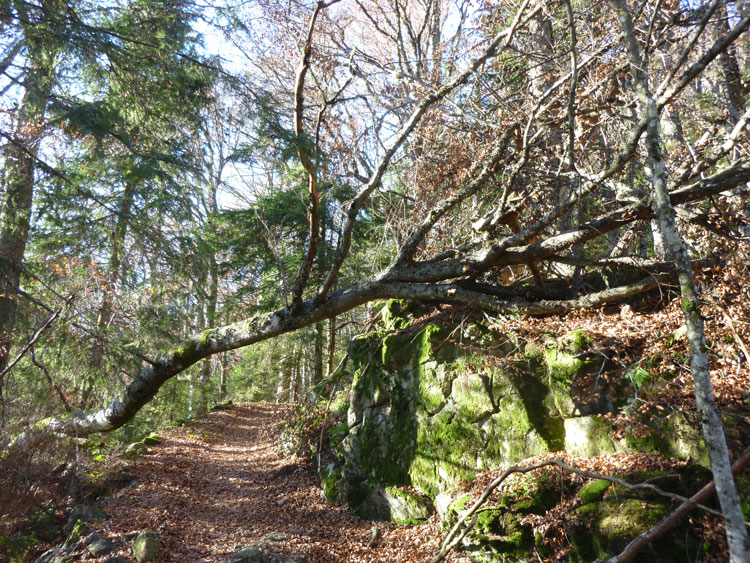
131,531 -> 161,563
33,546 -> 61,563
123,442 -> 149,459
64,504 -> 107,534
142,434 -> 161,445
61,520 -> 90,553
102,556 -> 127,563
82,531 -> 101,546
120,531 -> 140,542
229,543 -> 307,563
229,545 -> 273,563
434,493 -> 454,519
261,532 -> 288,543
382,486 -> 435,521
368,525 -> 381,548
87,539 -> 117,557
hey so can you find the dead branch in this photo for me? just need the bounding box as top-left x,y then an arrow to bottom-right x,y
0,295 -> 73,380
598,449 -> 750,563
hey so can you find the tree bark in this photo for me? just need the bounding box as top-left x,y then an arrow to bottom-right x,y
83,182 -> 136,406
276,354 -> 291,403
325,316 -> 336,378
0,34 -> 56,409
313,321 -> 324,387
610,2 -> 750,559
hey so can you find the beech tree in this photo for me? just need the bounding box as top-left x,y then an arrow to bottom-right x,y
3,0 -> 750,556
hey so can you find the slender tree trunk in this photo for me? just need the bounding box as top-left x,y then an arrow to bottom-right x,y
198,353 -> 211,415
194,276 -> 207,417
610,2 -> 750,559
0,51 -> 54,408
198,263 -> 217,415
313,321 -> 324,387
90,182 -> 135,369
292,346 -> 302,403
218,352 -> 227,400
276,354 -> 291,403
198,179 -> 220,413
326,316 -> 336,377
717,4 -> 746,126
429,0 -> 442,84
82,182 -> 136,406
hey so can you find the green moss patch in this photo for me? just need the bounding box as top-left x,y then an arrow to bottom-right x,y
579,479 -> 611,504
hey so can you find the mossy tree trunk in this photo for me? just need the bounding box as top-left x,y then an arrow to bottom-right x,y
610,2 -> 750,560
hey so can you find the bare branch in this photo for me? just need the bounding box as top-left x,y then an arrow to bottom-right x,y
315,0 -> 541,302
431,452 -> 750,563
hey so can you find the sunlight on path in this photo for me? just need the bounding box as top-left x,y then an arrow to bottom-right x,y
96,403 -> 455,562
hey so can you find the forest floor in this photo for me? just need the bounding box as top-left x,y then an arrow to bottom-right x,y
88,402 -> 460,562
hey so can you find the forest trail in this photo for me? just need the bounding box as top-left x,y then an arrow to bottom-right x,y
94,403 -> 450,562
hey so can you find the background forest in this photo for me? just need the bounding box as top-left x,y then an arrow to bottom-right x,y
1,0 -> 750,561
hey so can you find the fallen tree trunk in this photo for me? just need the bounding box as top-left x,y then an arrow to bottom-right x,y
3,161 -> 749,458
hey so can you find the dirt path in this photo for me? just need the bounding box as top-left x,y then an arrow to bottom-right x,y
95,403 -> 451,562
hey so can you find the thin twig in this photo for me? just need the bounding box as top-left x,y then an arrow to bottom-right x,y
0,295 -> 74,380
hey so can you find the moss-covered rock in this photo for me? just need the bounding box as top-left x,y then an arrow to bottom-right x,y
381,299 -> 411,331
570,498 -> 670,560
578,479 -> 611,504
142,434 -> 161,446
210,400 -> 234,411
86,537 -> 117,558
63,504 -> 107,535
123,442 -> 148,459
339,322 -> 627,508
60,520 -> 89,553
441,494 -> 536,563
354,485 -> 436,522
565,416 -> 620,457
383,487 -> 435,523
131,531 -> 161,563
568,467 -> 716,563
624,410 -> 709,466
411,409 -> 479,496
320,463 -> 342,503
543,332 -> 595,417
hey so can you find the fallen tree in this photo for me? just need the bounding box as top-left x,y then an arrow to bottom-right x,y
5,159 -> 749,452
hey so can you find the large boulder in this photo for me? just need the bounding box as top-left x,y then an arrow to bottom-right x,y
336,317 -> 629,508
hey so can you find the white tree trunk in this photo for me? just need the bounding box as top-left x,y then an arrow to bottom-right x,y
609,2 -> 750,559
